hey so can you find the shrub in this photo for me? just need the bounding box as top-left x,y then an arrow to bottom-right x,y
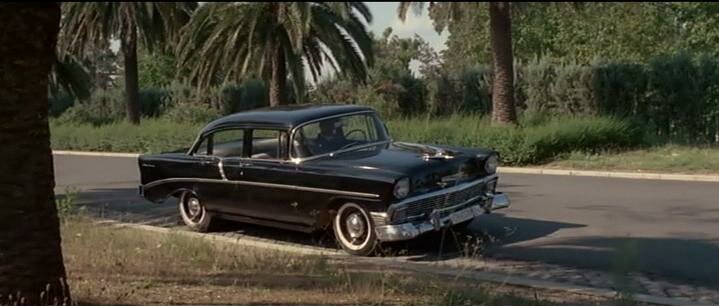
57,88 -> 125,125
389,115 -> 644,165
48,90 -> 76,118
163,103 -> 222,124
139,87 -> 171,117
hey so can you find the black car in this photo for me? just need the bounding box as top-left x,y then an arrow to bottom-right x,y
138,104 -> 510,255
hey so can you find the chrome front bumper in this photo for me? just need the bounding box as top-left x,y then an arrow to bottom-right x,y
374,193 -> 510,242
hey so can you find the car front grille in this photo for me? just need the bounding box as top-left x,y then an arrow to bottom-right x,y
393,176 -> 496,222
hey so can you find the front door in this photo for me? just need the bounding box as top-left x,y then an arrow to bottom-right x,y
222,129 -> 310,225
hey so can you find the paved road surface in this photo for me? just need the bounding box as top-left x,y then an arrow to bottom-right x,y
53,154 -> 719,288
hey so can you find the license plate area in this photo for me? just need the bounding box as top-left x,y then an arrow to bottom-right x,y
448,206 -> 476,225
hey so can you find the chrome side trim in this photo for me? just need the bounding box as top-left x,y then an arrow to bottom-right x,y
218,159 -> 228,180
387,174 -> 497,216
142,177 -> 380,199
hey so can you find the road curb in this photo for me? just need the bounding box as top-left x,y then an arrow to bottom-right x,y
499,167 -> 719,183
96,219 -> 344,257
52,150 -> 719,183
95,219 -> 713,306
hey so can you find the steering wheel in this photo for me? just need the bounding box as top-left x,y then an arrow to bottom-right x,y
345,129 -> 368,141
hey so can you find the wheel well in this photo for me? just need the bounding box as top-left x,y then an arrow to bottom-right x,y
326,197 -> 385,217
169,188 -> 197,200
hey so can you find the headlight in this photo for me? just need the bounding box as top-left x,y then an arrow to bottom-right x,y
393,177 -> 410,199
484,154 -> 499,174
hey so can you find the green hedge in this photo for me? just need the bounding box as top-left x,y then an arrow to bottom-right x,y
51,115 -> 643,166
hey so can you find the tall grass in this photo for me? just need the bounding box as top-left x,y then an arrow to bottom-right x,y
389,114 -> 643,165
51,114 -> 644,166
51,119 -> 203,153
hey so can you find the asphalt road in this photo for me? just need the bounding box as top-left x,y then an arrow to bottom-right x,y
53,154 -> 719,287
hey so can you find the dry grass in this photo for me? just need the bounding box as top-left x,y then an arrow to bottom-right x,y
546,145 -> 719,174
60,216 -> 618,306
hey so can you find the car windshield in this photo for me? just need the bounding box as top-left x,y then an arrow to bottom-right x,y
292,113 -> 389,158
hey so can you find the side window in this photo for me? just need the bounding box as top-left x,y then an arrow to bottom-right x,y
194,129 -> 245,157
250,129 -> 287,160
194,137 -> 211,156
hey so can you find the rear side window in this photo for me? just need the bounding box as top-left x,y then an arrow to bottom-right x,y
194,129 -> 245,157
250,129 -> 288,160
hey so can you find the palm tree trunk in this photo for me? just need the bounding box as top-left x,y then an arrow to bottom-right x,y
121,26 -> 141,124
269,47 -> 287,107
0,3 -> 71,305
489,2 -> 517,125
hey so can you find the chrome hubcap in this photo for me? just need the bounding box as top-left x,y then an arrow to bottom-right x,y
186,197 -> 202,221
345,212 -> 366,241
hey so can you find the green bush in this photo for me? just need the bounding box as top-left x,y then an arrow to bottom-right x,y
139,87 -> 171,117
163,103 -> 222,124
51,119 -> 203,153
48,90 -> 76,118
58,88 -> 125,125
51,114 -> 644,165
388,114 -> 643,165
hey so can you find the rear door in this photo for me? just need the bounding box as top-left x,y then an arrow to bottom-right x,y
193,128 -> 248,214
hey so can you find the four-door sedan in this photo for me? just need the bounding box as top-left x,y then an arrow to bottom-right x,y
138,104 -> 510,255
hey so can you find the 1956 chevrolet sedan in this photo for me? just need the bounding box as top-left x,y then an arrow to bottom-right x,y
138,104 -> 510,255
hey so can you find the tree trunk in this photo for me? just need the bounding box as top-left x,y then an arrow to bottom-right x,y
0,3 -> 71,305
489,2 -> 517,125
121,26 -> 141,124
268,46 -> 287,107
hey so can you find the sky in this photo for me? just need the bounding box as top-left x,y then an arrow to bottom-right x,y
365,2 -> 448,52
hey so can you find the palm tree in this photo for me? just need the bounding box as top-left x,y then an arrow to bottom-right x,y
0,3 -> 71,305
177,2 -> 374,107
399,2 -> 518,125
59,2 -> 196,124
51,54 -> 92,101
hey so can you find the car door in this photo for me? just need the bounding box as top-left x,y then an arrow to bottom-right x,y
222,128 -> 309,225
194,128 -> 249,214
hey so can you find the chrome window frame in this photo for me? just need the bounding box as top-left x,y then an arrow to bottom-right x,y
187,126 -> 293,164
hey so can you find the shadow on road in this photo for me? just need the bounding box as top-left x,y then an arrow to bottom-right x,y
485,235 -> 719,288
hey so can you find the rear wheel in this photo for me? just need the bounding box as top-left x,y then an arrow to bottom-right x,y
178,191 -> 214,232
333,203 -> 378,256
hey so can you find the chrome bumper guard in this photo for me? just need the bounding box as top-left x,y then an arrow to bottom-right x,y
374,193 -> 510,242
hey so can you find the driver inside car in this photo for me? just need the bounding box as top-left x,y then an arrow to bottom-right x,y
314,119 -> 348,154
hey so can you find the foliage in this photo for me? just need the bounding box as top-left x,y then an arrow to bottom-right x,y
51,119 -> 203,153
50,115 -> 643,166
176,2 -> 374,103
547,144 -> 719,174
441,3 -> 690,67
56,187 -> 79,221
138,48 -> 177,88
49,90 -> 76,118
58,88 -> 126,125
58,3 -> 197,57
50,54 -> 92,101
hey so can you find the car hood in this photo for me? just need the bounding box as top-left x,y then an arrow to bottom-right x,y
305,141 -> 496,195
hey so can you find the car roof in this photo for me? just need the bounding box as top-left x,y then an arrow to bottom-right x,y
201,104 -> 376,133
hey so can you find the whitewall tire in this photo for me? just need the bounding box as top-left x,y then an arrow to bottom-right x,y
333,202 -> 378,256
178,191 -> 214,232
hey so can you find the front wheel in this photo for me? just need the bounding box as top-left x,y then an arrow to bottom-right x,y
178,191 -> 215,232
333,202 -> 378,256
